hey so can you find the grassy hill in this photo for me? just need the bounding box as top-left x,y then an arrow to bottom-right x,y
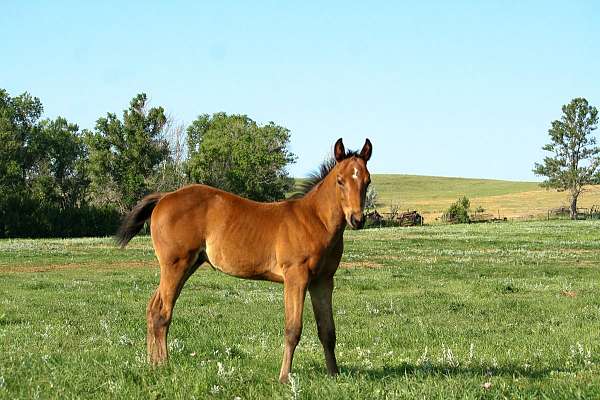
369,175 -> 600,222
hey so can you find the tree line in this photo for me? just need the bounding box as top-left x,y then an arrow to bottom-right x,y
0,89 -> 296,238
2,88 -> 596,238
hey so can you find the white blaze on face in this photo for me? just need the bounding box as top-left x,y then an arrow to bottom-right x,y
352,167 -> 359,180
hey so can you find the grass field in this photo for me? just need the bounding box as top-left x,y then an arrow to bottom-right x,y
369,174 -> 600,221
1,221 -> 600,399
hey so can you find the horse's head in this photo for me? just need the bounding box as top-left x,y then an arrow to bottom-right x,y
333,138 -> 372,229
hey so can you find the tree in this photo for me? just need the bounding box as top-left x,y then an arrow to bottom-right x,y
533,98 -> 600,219
365,186 -> 378,213
187,113 -> 296,201
0,89 -> 44,236
0,89 -> 112,237
32,117 -> 89,209
148,117 -> 188,192
388,202 -> 400,220
86,94 -> 170,213
0,89 -> 44,191
442,196 -> 470,224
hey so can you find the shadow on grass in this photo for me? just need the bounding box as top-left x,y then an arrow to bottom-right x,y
321,362 -> 570,380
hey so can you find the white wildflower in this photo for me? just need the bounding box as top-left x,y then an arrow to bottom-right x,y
288,373 -> 301,400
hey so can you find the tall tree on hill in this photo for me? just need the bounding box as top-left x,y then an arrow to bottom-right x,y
186,113 -> 296,201
86,94 -> 170,213
533,98 -> 600,219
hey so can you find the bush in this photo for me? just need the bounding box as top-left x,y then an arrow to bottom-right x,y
0,195 -> 120,238
364,217 -> 402,229
442,196 -> 471,224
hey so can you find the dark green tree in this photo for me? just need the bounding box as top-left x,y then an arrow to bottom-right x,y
533,98 -> 600,219
33,117 -> 89,209
187,113 -> 296,201
0,89 -> 44,236
0,89 -> 107,237
0,89 -> 44,191
86,94 -> 169,212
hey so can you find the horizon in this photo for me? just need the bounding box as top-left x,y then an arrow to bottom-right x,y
351,172 -> 538,183
2,1 -> 599,182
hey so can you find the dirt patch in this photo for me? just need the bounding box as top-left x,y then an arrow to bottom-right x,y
1,260 -> 156,273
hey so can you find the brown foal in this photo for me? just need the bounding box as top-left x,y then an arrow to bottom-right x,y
116,138 -> 372,383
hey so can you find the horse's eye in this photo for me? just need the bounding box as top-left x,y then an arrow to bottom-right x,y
337,176 -> 344,186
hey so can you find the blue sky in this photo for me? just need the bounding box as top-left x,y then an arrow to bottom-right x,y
2,1 -> 599,180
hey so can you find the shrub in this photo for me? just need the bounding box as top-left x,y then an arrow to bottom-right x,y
442,196 -> 471,224
0,195 -> 120,238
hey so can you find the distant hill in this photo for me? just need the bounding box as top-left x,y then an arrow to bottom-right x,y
370,174 -> 600,222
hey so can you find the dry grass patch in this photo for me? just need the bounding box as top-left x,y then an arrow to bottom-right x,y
2,260 -> 156,273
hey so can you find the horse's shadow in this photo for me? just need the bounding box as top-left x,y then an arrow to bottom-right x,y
310,361 -> 563,380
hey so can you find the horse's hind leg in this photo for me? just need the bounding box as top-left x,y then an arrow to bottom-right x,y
147,251 -> 202,364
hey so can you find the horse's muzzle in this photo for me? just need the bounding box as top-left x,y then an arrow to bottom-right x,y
350,214 -> 365,229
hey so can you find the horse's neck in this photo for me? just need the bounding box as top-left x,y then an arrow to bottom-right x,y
304,175 -> 346,237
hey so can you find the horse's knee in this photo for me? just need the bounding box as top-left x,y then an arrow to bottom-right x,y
285,326 -> 302,347
152,303 -> 173,332
146,291 -> 172,331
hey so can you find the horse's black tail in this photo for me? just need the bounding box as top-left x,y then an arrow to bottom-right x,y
115,193 -> 165,248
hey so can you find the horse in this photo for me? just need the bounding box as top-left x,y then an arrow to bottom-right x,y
115,138 -> 372,383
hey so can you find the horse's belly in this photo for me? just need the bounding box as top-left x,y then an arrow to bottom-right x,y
204,244 -> 282,282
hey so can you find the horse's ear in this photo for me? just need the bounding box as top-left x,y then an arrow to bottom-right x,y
360,138 -> 372,162
334,138 -> 345,162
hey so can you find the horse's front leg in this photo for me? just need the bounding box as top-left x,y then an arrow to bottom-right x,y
279,266 -> 309,384
309,277 -> 339,376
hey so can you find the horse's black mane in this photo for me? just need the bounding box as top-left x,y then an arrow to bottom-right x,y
290,149 -> 361,198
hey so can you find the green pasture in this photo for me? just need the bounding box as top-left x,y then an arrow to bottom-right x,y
1,220 -> 599,399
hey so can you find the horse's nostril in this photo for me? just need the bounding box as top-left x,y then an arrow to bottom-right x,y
350,215 -> 364,229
